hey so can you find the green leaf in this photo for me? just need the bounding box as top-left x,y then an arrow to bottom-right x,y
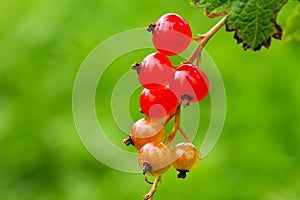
191,0 -> 288,51
226,0 -> 287,51
191,0 -> 231,17
284,4 -> 300,42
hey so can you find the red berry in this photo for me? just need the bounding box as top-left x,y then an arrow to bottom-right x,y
148,13 -> 192,56
138,142 -> 172,176
129,118 -> 165,150
132,53 -> 174,89
140,87 -> 178,120
169,63 -> 209,106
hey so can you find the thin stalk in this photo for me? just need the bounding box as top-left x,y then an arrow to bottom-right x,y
165,106 -> 181,146
178,126 -> 191,143
144,176 -> 161,200
163,104 -> 180,127
189,16 -> 227,64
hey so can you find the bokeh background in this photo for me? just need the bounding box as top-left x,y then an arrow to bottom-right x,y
1,0 -> 300,199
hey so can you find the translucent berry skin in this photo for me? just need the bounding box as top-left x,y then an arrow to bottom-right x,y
152,13 -> 192,56
172,142 -> 200,171
138,53 -> 174,89
130,118 -> 165,150
140,87 -> 178,120
138,142 -> 172,176
172,142 -> 200,178
169,63 -> 209,104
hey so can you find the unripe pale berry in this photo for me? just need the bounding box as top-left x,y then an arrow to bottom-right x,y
138,142 -> 172,176
172,142 -> 200,178
128,118 -> 165,150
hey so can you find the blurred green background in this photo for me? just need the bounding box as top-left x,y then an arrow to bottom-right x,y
1,0 -> 300,199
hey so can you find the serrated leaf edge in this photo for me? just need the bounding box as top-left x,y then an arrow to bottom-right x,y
225,0 -> 287,51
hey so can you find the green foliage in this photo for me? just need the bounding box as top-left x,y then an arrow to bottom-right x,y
284,4 -> 300,42
192,0 -> 231,17
0,0 -> 300,200
191,0 -> 287,51
226,0 -> 287,51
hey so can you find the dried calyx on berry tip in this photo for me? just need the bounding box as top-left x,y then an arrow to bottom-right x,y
181,94 -> 193,107
123,136 -> 134,146
177,170 -> 189,179
131,62 -> 142,74
147,24 -> 156,34
142,161 -> 153,175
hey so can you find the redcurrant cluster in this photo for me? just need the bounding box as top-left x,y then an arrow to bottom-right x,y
124,13 -> 209,199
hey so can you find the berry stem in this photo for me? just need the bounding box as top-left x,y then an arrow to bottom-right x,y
178,126 -> 191,143
165,105 -> 181,146
163,104 -> 180,127
144,176 -> 161,200
189,16 -> 227,64
144,176 -> 154,185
